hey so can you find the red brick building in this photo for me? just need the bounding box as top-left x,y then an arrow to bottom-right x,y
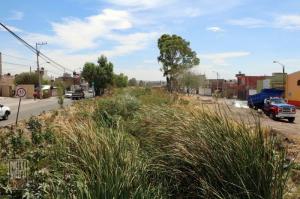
236,73 -> 268,100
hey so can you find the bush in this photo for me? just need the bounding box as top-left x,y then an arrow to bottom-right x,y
93,94 -> 140,128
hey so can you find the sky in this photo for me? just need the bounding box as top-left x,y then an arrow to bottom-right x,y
1,0 -> 300,80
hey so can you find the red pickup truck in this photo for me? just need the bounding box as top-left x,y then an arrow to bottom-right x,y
263,97 -> 296,123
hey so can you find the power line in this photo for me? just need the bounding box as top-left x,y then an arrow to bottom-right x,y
2,52 -> 66,74
1,53 -> 35,63
2,61 -> 30,67
0,22 -> 73,73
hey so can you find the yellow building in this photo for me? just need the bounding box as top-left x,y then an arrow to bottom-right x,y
286,71 -> 300,107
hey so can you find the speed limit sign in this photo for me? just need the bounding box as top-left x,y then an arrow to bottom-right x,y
16,88 -> 26,97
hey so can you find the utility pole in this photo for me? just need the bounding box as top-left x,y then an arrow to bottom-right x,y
213,71 -> 219,91
0,52 -> 2,78
36,42 -> 47,99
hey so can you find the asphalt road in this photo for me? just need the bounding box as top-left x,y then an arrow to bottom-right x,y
0,97 -> 73,127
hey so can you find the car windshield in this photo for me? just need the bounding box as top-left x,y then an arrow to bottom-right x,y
270,98 -> 285,104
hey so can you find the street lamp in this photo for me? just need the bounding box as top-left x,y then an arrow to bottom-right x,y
273,61 -> 285,90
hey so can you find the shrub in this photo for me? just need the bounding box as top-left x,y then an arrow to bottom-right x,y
93,94 -> 140,128
10,130 -> 30,157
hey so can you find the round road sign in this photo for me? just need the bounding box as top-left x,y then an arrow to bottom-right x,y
16,88 -> 26,97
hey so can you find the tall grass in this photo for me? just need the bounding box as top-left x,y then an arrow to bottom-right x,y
2,88 -> 289,198
130,105 -> 290,199
47,120 -> 164,199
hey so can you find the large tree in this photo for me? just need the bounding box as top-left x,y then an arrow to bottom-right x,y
157,34 -> 200,92
15,72 -> 39,86
82,55 -> 114,96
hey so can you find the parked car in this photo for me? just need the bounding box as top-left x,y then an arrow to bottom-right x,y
71,89 -> 85,100
64,91 -> 73,98
263,97 -> 296,123
0,104 -> 11,120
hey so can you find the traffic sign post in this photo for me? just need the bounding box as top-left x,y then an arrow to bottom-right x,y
15,88 -> 26,126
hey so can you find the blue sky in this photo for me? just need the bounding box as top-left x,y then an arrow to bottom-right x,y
1,0 -> 300,80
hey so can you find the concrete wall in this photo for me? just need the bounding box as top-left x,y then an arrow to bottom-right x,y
15,84 -> 35,99
286,71 -> 300,106
0,76 -> 15,97
0,85 -> 13,97
199,88 -> 212,96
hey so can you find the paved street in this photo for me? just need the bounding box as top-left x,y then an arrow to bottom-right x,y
0,97 -> 72,126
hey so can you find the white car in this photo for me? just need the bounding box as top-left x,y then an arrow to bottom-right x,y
0,104 -> 10,120
64,91 -> 73,98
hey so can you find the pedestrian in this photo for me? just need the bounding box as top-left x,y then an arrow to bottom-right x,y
33,90 -> 37,100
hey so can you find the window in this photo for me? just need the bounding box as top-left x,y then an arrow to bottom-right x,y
298,80 -> 300,86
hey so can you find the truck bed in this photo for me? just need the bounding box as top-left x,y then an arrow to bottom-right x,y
248,89 -> 284,109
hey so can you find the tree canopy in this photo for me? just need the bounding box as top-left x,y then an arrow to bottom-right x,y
128,78 -> 137,86
178,71 -> 206,93
157,34 -> 200,91
114,73 -> 128,88
82,55 -> 114,95
15,72 -> 39,86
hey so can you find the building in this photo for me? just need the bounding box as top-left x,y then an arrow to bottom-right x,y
257,72 -> 287,93
0,74 -> 15,97
223,79 -> 238,98
206,79 -> 225,93
55,73 -> 81,90
236,72 -> 267,100
286,71 -> 300,107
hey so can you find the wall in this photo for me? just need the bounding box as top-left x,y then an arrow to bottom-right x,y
15,85 -> 35,99
236,74 -> 267,100
286,71 -> 300,106
0,85 -> 13,97
0,76 -> 15,97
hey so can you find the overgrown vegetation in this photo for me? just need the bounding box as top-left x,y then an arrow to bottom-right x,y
0,87 -> 293,198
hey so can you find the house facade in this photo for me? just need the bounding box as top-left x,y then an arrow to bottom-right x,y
286,71 -> 300,106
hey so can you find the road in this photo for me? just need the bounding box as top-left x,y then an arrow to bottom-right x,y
197,96 -> 300,135
0,97 -> 73,127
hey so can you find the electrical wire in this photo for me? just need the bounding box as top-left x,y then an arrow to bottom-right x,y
1,53 -> 35,63
2,61 -> 30,67
0,22 -> 73,73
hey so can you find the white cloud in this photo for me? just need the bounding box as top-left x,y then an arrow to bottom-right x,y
275,15 -> 300,30
206,26 -> 224,32
24,8 -> 158,58
228,15 -> 300,30
201,51 -> 250,65
8,10 -> 24,20
51,9 -> 132,49
102,32 -> 159,57
118,67 -> 164,81
228,17 -> 267,28
108,0 -> 241,18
